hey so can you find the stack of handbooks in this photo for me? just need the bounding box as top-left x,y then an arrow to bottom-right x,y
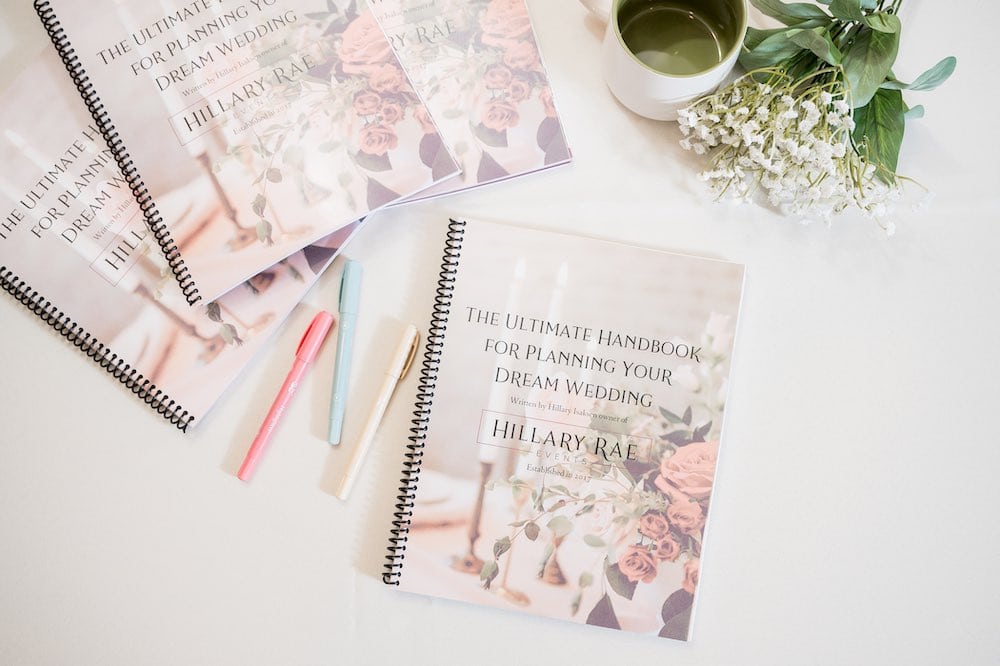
1,0 -> 571,428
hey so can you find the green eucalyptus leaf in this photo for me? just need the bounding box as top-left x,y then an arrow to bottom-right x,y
789,27 -> 843,65
744,20 -> 826,49
282,144 -> 305,169
579,571 -> 594,588
255,220 -> 274,244
744,26 -> 785,50
843,26 -> 899,107
547,515 -> 573,539
480,560 -> 499,589
605,562 -> 638,600
205,302 -> 222,323
903,104 -> 925,120
853,88 -> 905,184
219,323 -> 236,346
828,0 -> 863,21
251,193 -> 267,216
750,0 -> 830,25
584,534 -> 606,547
881,56 -> 956,92
493,536 -> 511,559
537,543 -> 555,578
864,11 -> 901,33
524,521 -> 541,541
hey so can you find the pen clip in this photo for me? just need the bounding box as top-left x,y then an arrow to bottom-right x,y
295,311 -> 334,361
338,261 -> 362,315
399,331 -> 420,379
338,267 -> 348,305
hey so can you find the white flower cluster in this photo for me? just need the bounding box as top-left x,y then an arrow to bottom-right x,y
678,73 -> 902,233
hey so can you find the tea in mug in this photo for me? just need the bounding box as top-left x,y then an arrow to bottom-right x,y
617,0 -> 741,76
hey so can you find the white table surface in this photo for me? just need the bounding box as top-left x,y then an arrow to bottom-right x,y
2,2 -> 999,664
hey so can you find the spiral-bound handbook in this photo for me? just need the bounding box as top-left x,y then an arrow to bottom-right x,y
383,218 -> 745,641
0,45 -> 358,430
33,0 -> 459,303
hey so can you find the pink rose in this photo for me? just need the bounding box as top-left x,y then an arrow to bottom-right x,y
338,11 -> 393,71
484,65 -> 514,90
659,440 -> 719,499
414,105 -> 437,134
508,77 -> 531,102
667,496 -> 705,536
682,558 -> 700,594
358,124 -> 398,156
618,545 -> 658,584
503,41 -> 539,71
480,0 -> 532,41
353,91 -> 381,116
539,86 -> 556,118
380,101 -> 404,125
369,63 -> 405,93
481,99 -> 519,131
637,512 -> 670,540
653,535 -> 681,562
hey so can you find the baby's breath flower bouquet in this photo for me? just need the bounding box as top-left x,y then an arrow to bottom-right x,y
679,0 -> 956,231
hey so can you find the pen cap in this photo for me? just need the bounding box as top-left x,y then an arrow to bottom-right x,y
295,311 -> 335,362
338,260 -> 363,315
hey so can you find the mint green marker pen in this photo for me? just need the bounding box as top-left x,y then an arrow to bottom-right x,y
328,260 -> 362,445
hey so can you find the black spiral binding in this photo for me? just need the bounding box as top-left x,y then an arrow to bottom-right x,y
383,219 -> 467,586
1,267 -> 194,432
34,1 -> 202,306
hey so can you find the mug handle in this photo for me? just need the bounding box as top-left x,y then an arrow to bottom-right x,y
578,0 -> 611,24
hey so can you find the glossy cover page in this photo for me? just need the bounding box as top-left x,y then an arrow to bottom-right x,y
0,46 -> 357,429
370,0 -> 572,198
396,220 -> 744,640
39,0 -> 458,301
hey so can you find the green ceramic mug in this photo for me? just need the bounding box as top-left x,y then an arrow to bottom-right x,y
580,0 -> 748,120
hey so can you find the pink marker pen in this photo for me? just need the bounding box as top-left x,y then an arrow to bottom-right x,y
237,311 -> 335,481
